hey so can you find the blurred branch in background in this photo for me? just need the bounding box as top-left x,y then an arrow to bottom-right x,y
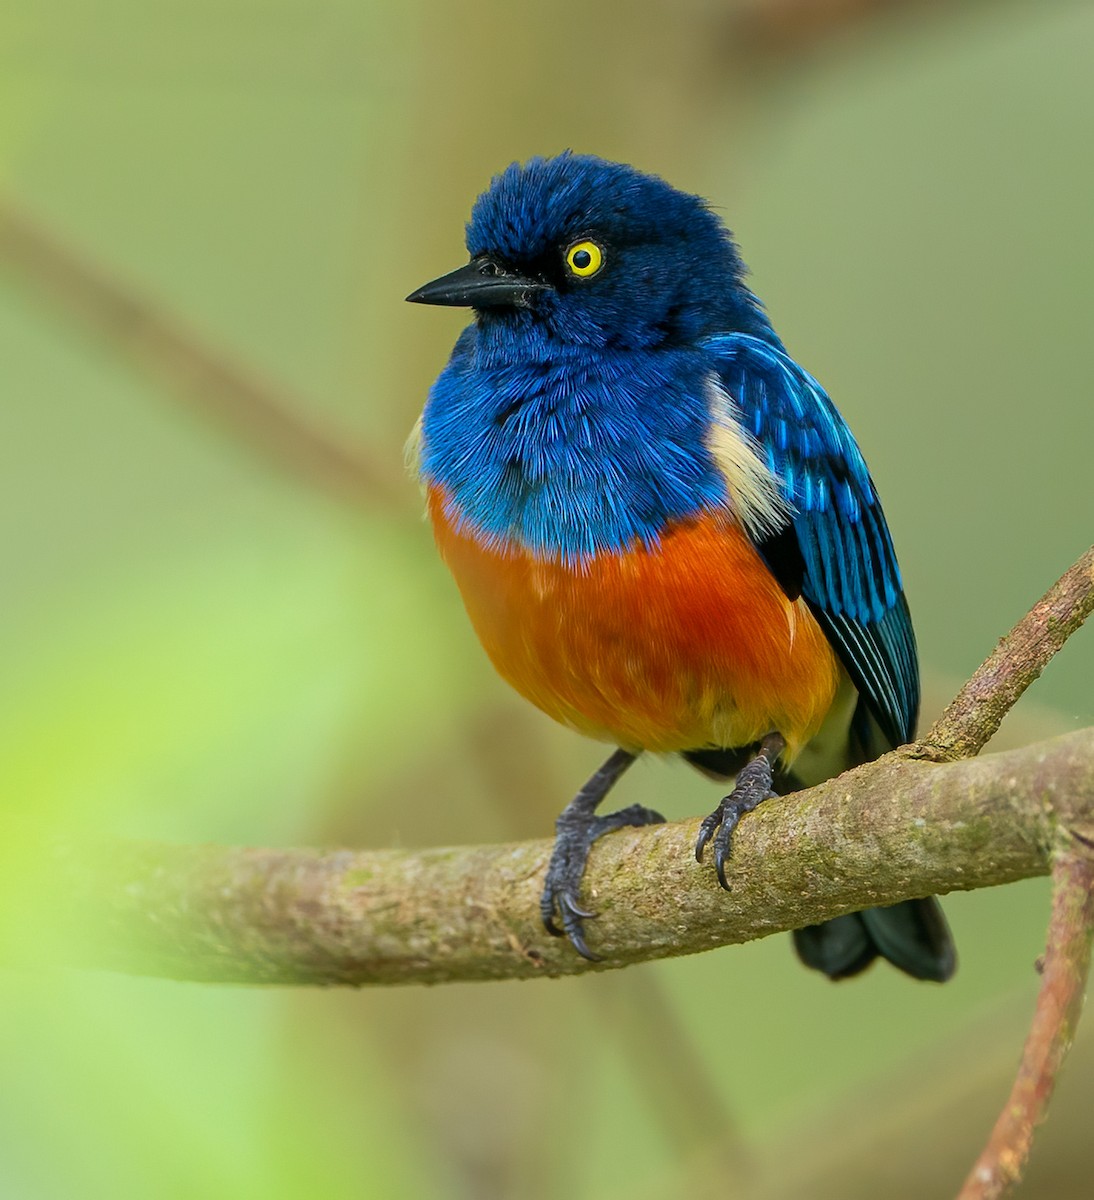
0,198 -> 403,510
728,0 -> 1011,64
733,0 -> 937,55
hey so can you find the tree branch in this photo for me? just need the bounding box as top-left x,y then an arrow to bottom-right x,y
60,726 -> 1090,986
919,545 -> 1094,762
54,545 -> 1094,987
958,848 -> 1094,1199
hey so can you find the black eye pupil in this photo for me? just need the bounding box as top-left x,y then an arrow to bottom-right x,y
572,249 -> 591,269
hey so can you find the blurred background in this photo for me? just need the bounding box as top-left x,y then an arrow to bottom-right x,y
1,2 -> 1092,1197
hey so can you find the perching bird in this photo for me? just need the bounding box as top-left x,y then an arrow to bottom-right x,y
407,153 -> 956,982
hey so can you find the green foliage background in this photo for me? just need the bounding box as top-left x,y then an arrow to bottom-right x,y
1,3 -> 1092,1197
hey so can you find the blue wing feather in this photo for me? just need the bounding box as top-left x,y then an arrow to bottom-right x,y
706,334 -> 919,748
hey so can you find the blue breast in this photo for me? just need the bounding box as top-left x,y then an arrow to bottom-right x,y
420,322 -> 731,562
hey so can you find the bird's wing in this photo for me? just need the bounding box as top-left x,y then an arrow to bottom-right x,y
706,334 -> 919,749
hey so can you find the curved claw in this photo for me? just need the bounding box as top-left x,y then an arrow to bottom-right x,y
714,840 -> 732,891
558,894 -> 601,961
560,893 -> 597,920
543,891 -> 599,955
540,886 -> 562,936
541,890 -> 596,937
539,787 -> 662,958
713,810 -> 741,889
565,926 -> 601,962
694,812 -> 720,861
696,745 -> 781,888
542,913 -> 563,938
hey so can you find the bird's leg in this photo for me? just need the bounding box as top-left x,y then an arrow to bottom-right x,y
541,748 -> 664,960
695,732 -> 786,890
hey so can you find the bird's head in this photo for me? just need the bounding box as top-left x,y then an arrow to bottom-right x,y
407,153 -> 767,349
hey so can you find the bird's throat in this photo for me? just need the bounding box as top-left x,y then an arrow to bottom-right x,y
420,339 -> 731,562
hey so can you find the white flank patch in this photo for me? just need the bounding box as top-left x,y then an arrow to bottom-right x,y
704,376 -> 790,541
403,417 -> 424,482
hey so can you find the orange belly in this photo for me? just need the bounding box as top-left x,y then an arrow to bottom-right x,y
428,487 -> 840,758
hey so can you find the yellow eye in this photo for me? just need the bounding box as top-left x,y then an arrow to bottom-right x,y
565,240 -> 604,278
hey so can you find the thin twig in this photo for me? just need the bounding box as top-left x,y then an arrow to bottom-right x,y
0,198 -> 404,509
958,849 -> 1094,1200
916,546 -> 1094,762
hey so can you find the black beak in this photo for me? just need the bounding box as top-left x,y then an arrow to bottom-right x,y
406,257 -> 548,309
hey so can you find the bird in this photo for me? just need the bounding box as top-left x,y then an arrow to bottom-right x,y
406,152 -> 956,982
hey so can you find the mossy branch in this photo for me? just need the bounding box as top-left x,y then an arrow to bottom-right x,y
58,725 -> 1088,986
57,545 -> 1094,988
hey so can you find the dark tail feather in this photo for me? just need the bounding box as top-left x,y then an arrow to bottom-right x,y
792,913 -> 879,980
793,897 -> 956,983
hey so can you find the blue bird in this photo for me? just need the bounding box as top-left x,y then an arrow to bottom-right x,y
408,153 -> 956,981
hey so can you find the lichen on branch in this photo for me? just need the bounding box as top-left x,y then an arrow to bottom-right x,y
57,727 -> 1090,987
